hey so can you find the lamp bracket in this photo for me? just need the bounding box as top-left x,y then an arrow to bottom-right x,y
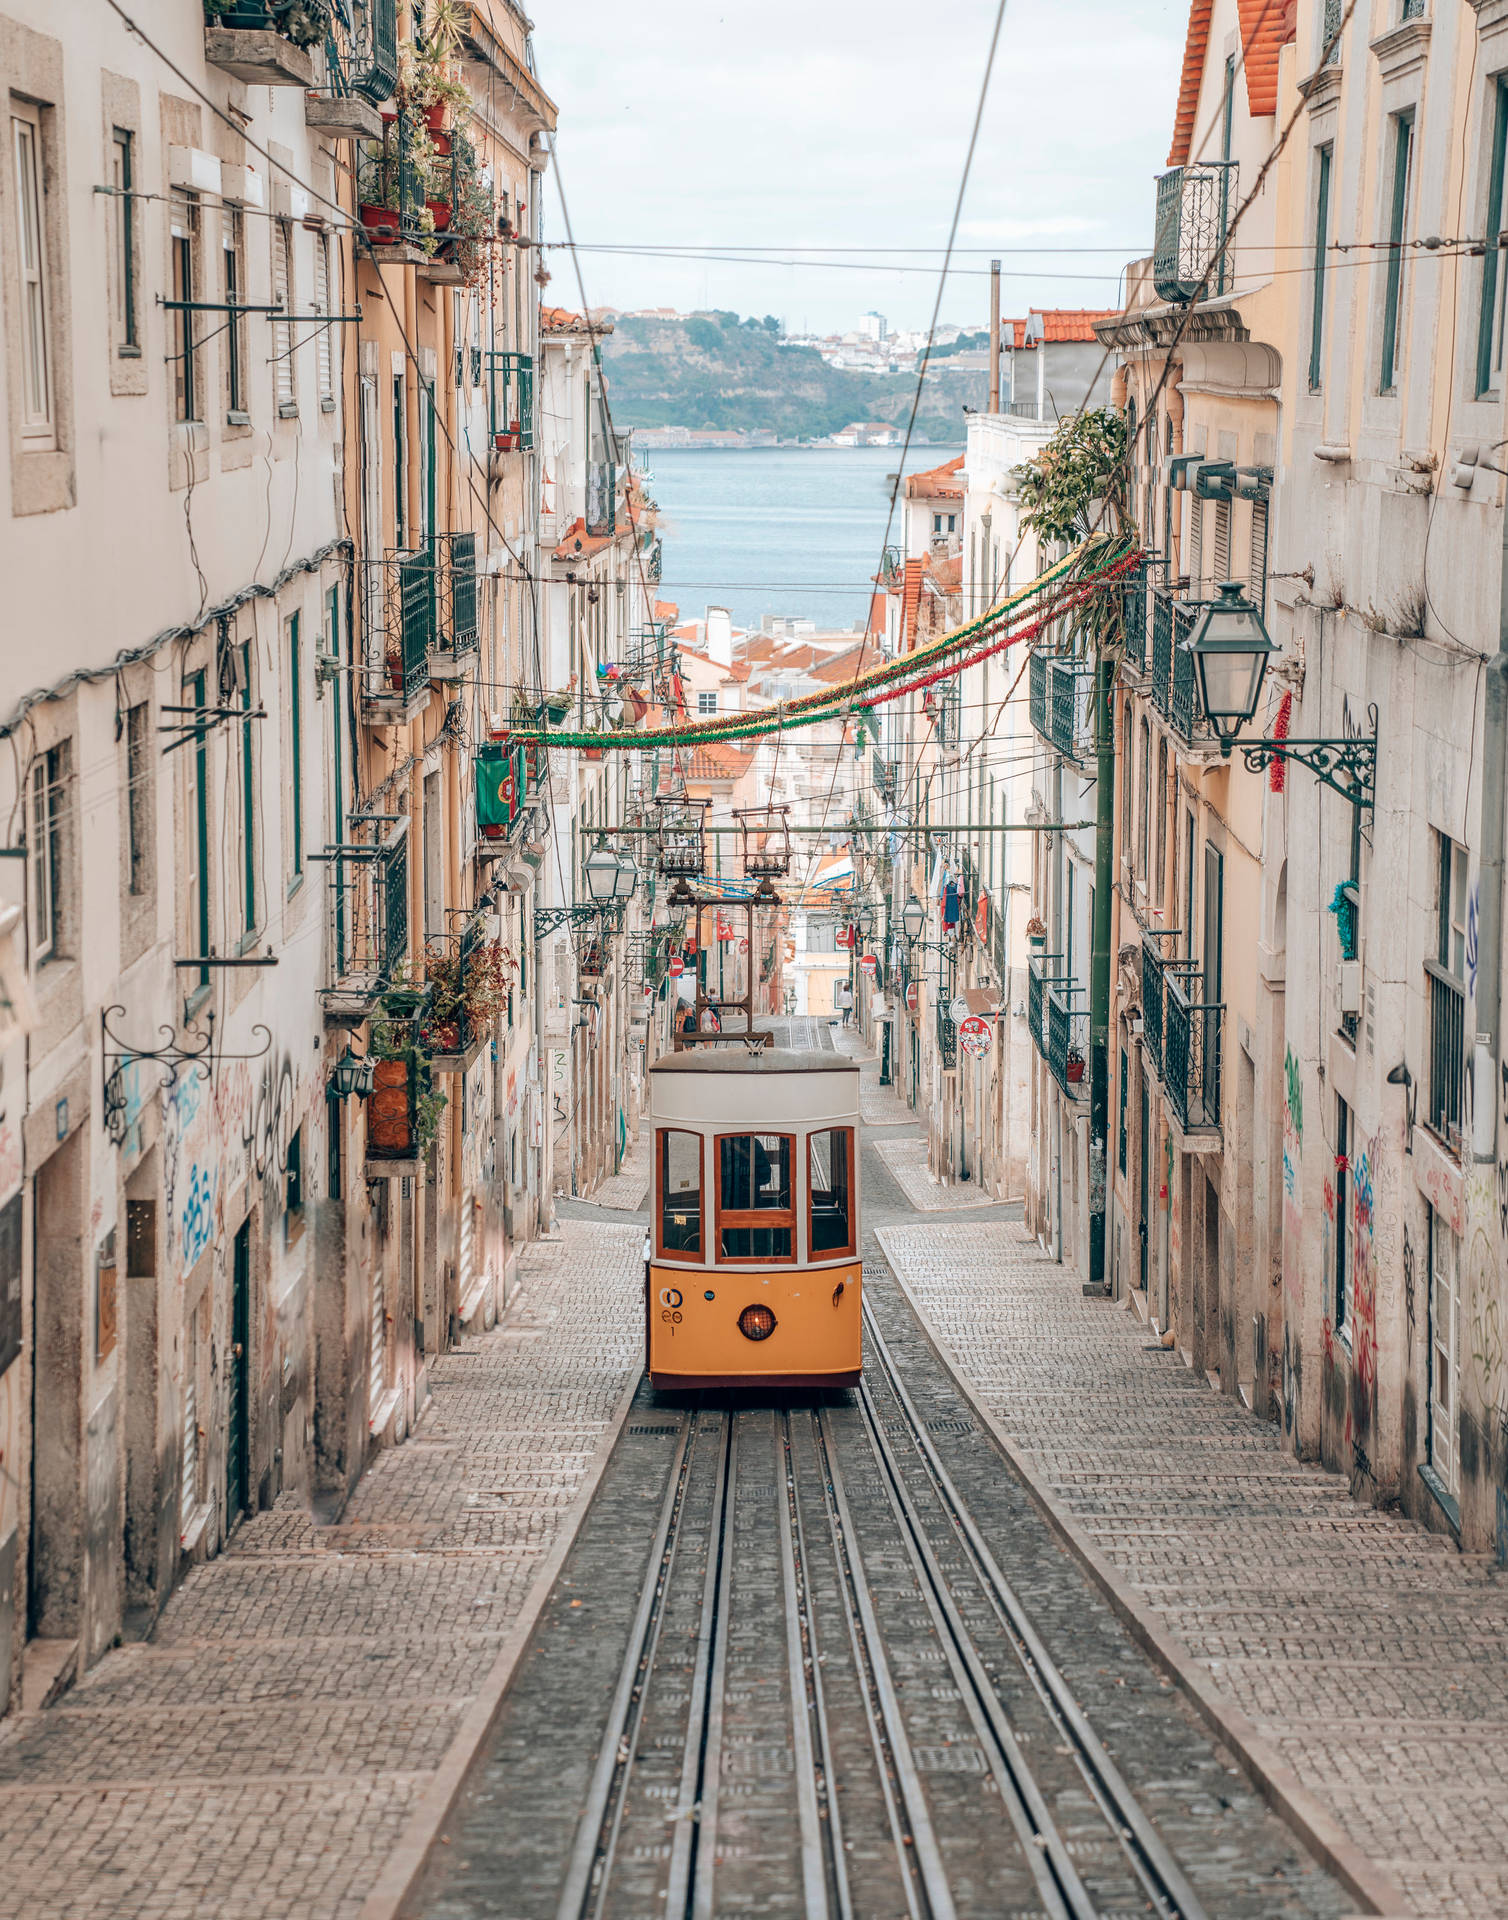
100,1004 -> 272,1149
1238,707 -> 1378,815
534,903 -> 625,937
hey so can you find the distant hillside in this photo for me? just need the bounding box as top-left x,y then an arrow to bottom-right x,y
599,311 -> 987,441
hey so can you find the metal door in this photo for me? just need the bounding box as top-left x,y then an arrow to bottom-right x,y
1138,1073 -> 1150,1291
227,1221 -> 250,1526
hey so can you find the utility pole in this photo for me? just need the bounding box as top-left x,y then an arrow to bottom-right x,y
1088,644 -> 1114,1293
988,259 -> 1001,415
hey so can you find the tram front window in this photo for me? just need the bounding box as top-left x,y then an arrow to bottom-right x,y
718,1132 -> 794,1260
809,1128 -> 854,1256
659,1129 -> 703,1256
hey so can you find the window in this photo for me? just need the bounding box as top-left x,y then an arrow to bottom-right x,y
185,669 -> 210,999
717,1133 -> 795,1261
1136,716 -> 1151,880
1478,80 -> 1508,396
272,217 -> 296,414
12,100 -> 53,442
170,193 -> 199,422
1118,1046 -> 1129,1176
287,613 -> 303,883
285,1125 -> 304,1224
1309,145 -> 1332,392
111,127 -> 138,353
808,1129 -> 854,1258
392,373 -> 407,547
1379,112 -> 1414,394
1335,1095 -> 1353,1337
27,745 -> 66,963
125,701 -> 152,895
224,206 -> 247,420
419,382 -> 435,545
1428,1206 -> 1460,1496
313,231 -> 333,409
657,1129 -> 703,1258
1428,830 -> 1468,1142
239,642 -> 256,937
1155,736 -> 1169,908
696,690 -> 718,716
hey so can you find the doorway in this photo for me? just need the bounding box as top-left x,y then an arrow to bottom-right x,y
1138,1074 -> 1150,1292
226,1220 -> 251,1529
29,1130 -> 85,1638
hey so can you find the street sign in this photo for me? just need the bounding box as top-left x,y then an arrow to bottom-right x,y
905,981 -> 920,1014
949,994 -> 971,1026
859,954 -> 878,979
835,925 -> 854,949
739,937 -> 749,954
958,1014 -> 992,1058
669,956 -> 685,978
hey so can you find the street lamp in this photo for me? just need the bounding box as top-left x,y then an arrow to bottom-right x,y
1187,582 -> 1277,756
585,843 -> 621,906
330,1044 -> 374,1101
613,850 -> 639,902
901,895 -> 926,944
856,904 -> 876,941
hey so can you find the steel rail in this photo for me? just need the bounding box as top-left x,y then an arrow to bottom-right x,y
673,1415 -> 735,1920
779,1411 -> 853,1920
812,1408 -> 957,1920
861,1299 -> 1212,1920
554,1412 -> 698,1920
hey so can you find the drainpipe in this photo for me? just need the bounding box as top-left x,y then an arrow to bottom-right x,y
1475,479 -> 1508,1165
988,260 -> 1001,415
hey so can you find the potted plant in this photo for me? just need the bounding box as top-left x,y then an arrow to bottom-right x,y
1026,914 -> 1047,951
1065,1045 -> 1085,1084
204,0 -> 331,47
421,937 -> 515,1061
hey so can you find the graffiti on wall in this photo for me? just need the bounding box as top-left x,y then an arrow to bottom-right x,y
164,1052 -> 303,1279
1346,1136 -> 1379,1449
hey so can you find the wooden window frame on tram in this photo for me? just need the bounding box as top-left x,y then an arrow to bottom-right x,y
713,1129 -> 798,1265
807,1125 -> 857,1264
654,1126 -> 705,1264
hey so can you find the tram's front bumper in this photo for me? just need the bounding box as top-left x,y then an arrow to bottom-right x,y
646,1260 -> 862,1390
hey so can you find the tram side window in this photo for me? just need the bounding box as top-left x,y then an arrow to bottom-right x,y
659,1130 -> 702,1257
718,1133 -> 794,1261
809,1128 -> 854,1257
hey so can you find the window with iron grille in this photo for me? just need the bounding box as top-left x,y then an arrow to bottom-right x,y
1427,830 -> 1468,1145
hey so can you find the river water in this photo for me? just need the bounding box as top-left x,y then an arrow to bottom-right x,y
641,445 -> 965,635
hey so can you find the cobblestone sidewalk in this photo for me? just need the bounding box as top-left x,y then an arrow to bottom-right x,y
880,1220 -> 1508,1920
578,1129 -> 650,1212
873,1133 -> 1011,1211
0,1217 -> 644,1920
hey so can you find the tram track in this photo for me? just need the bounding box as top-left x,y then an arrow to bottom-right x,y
553,1340 -> 1213,1920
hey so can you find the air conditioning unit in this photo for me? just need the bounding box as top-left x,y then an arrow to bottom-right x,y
1338,959 -> 1362,1016
169,145 -> 222,196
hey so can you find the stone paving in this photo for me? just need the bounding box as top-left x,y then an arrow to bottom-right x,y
872,1131 -> 1011,1211
577,1127 -> 650,1211
880,1218 -> 1508,1920
0,1217 -> 644,1920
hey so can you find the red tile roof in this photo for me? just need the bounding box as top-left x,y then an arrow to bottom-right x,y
1003,309 -> 1120,347
653,599 -> 679,623
812,643 -> 870,686
901,558 -> 924,649
905,453 -> 965,500
540,306 -> 615,336
1169,0 -> 1295,164
683,741 -> 754,784
550,517 -> 613,561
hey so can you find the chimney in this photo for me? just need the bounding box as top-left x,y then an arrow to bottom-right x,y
706,605 -> 733,668
988,259 -> 1001,414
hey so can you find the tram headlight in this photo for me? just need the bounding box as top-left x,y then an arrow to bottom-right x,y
737,1303 -> 777,1342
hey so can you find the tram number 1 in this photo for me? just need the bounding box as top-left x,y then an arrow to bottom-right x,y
659,1285 -> 683,1325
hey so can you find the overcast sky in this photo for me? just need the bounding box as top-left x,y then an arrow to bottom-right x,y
529,0 -> 1188,336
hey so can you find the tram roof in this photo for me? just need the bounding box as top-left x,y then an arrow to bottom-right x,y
649,1048 -> 859,1076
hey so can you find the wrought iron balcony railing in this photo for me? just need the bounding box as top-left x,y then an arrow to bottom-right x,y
1028,649 -> 1049,740
1046,979 -> 1088,1100
1149,583 -> 1214,747
363,548 -> 435,715
305,0 -> 396,136
430,533 -> 479,672
1164,967 -> 1223,1133
318,815 -> 409,1012
486,351 -> 535,450
1153,161 -> 1237,304
1141,932 -> 1175,1082
1122,568 -> 1148,675
1048,656 -> 1095,764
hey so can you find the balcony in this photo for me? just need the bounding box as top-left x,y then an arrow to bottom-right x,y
1153,161 -> 1237,305
319,817 -> 409,1021
204,3 -> 317,86
429,534 -> 479,681
1046,980 -> 1088,1099
1029,651 -> 1095,764
586,460 -> 617,538
1122,569 -> 1148,677
1164,968 -> 1223,1134
1142,935 -> 1169,1080
364,550 -> 435,723
1028,650 -> 1049,740
486,352 -> 535,454
1149,583 -> 1216,749
476,739 -> 546,851
304,0 -> 395,140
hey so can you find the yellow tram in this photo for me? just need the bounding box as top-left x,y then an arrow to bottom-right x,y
645,1041 -> 862,1390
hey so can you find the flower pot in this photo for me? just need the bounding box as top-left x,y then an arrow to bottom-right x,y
426,198 -> 452,233
385,651 -> 404,691
582,746 -> 604,762
424,102 -> 448,133
494,431 -> 518,451
360,203 -> 400,244
481,823 -> 506,841
1028,933 -> 1045,949
1066,1059 -> 1084,1084
426,1021 -> 461,1052
367,1059 -> 414,1156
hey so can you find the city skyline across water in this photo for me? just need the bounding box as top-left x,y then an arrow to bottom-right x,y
643,445 -> 965,635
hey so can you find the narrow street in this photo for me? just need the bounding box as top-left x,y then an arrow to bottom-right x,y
9,1038 -> 1496,1916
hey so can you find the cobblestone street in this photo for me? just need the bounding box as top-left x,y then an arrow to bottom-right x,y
0,1219 -> 644,1920
881,1214 -> 1508,1920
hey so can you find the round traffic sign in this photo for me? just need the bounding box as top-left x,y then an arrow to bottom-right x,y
905,981 -> 920,1014
859,954 -> 878,979
958,1014 -> 992,1058
669,956 -> 685,978
949,994 -> 971,1026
